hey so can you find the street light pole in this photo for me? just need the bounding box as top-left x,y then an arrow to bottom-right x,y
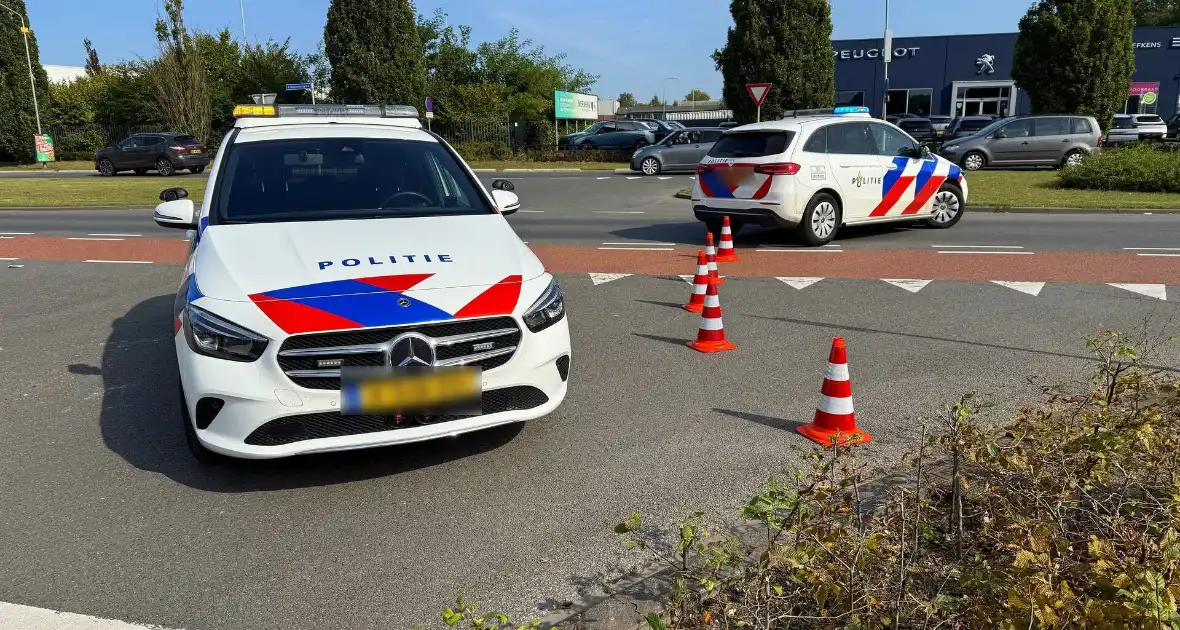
881,0 -> 891,119
0,1 -> 42,136
662,76 -> 679,119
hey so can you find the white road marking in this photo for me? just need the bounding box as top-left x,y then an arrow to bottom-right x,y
601,241 -> 674,246
759,244 -> 840,248
0,601 -> 177,629
755,248 -> 843,253
777,277 -> 824,290
516,210 -> 544,213
883,278 -> 932,293
596,177 -> 610,180
597,246 -> 673,251
626,176 -> 641,180
592,211 -> 644,214
589,273 -> 631,285
931,244 -> 1024,249
68,237 -> 124,241
1108,283 -> 1167,300
0,257 -> 18,261
938,250 -> 1035,255
84,260 -> 152,264
0,236 -> 13,239
657,176 -> 672,180
88,233 -> 141,237
1137,253 -> 1180,257
1123,247 -> 1180,251
991,280 -> 1045,297
0,232 -> 33,235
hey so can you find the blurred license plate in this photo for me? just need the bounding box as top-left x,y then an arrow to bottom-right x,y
190,149 -> 202,154
716,164 -> 755,188
340,366 -> 481,416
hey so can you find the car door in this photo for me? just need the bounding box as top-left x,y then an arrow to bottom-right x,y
869,122 -> 956,218
112,136 -> 143,169
1030,117 -> 1070,164
658,131 -> 695,168
142,135 -> 168,168
822,121 -> 890,221
989,118 -> 1035,164
595,121 -> 621,147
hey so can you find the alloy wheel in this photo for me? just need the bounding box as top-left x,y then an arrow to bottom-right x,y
930,191 -> 960,224
641,157 -> 659,175
811,201 -> 837,239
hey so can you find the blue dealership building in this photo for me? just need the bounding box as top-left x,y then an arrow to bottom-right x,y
831,26 -> 1180,120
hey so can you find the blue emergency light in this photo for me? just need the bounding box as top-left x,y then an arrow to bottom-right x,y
233,104 -> 420,118
833,106 -> 870,115
782,106 -> 872,118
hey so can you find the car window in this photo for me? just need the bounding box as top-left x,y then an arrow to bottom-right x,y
119,137 -> 139,148
214,137 -> 493,225
1034,117 -> 1070,137
660,131 -> 682,145
581,122 -> 604,134
802,128 -> 827,153
825,122 -> 876,155
668,121 -> 686,130
1135,115 -> 1164,124
997,119 -> 1033,138
701,130 -> 723,143
707,131 -> 796,158
681,131 -> 702,144
1111,117 -> 1135,129
1070,118 -> 1093,134
173,135 -> 201,145
599,122 -> 617,133
870,123 -> 918,157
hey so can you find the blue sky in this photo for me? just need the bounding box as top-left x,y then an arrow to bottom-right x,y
26,0 -> 1033,101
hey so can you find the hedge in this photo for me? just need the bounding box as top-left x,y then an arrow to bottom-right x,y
1060,143 -> 1180,193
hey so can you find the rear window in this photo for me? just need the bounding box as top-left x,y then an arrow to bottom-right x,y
1135,115 -> 1164,124
959,118 -> 991,132
1112,117 -> 1136,129
900,120 -> 932,130
173,135 -> 201,145
214,137 -> 493,225
707,131 -> 795,158
1070,118 -> 1093,134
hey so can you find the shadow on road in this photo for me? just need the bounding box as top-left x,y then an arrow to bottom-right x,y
97,294 -> 524,492
713,408 -> 806,432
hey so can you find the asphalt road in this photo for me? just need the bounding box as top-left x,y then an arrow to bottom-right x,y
1,171 -> 1179,252
1,259 -> 1178,629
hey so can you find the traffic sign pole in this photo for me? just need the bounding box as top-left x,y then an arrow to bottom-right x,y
746,83 -> 772,123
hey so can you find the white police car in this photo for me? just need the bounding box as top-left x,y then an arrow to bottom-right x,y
153,103 -> 570,461
690,106 -> 968,246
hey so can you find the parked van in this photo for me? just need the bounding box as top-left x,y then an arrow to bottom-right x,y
938,114 -> 1102,170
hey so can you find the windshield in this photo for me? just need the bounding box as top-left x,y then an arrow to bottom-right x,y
214,137 -> 494,224
667,121 -> 686,130
578,122 -> 604,134
966,117 -> 1011,136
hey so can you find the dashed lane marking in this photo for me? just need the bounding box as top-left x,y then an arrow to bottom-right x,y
657,176 -> 672,180
68,237 -> 124,241
1122,247 -> 1180,250
938,250 -> 1035,255
991,280 -> 1045,296
596,177 -> 610,180
931,244 -> 1024,249
882,278 -> 932,293
83,260 -> 152,265
516,210 -> 544,213
755,247 -> 843,253
777,277 -> 824,290
626,176 -> 641,180
0,257 -> 18,261
600,241 -> 675,246
1137,253 -> 1180,257
0,601 -> 178,629
592,211 -> 644,214
1108,283 -> 1167,300
598,246 -> 674,251
88,233 -> 141,237
589,272 -> 631,285
0,232 -> 33,235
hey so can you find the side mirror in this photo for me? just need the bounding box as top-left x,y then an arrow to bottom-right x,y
159,187 -> 189,202
920,145 -> 932,159
491,189 -> 520,216
153,199 -> 197,229
491,179 -> 515,192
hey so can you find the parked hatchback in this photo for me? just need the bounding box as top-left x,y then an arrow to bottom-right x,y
897,118 -> 937,144
938,114 -> 1101,170
630,127 -> 725,175
95,132 -> 209,176
1104,114 -> 1168,145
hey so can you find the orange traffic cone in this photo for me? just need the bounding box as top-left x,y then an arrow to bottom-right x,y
715,216 -> 739,262
796,337 -> 871,446
688,281 -> 736,353
684,251 -> 709,313
705,232 -> 723,286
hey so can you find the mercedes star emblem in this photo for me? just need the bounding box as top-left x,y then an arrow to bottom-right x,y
388,333 -> 435,367
397,297 -> 411,307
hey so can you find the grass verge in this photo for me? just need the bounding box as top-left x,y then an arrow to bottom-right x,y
967,170 -> 1180,209
1,159 -> 629,173
0,160 -> 94,172
0,177 -> 207,208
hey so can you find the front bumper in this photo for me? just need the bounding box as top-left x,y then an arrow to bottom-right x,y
177,315 -> 571,459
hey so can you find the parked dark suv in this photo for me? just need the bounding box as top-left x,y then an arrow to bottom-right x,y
94,132 -> 210,177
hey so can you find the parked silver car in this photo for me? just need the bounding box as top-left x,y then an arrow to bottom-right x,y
1104,114 -> 1167,145
630,127 -> 725,175
938,114 -> 1101,170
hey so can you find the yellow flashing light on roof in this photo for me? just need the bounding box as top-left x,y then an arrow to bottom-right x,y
233,104 -> 276,117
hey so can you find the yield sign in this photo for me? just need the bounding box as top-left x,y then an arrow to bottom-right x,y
746,83 -> 772,107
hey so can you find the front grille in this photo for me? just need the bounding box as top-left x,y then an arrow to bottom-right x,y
243,386 -> 550,446
276,317 -> 521,390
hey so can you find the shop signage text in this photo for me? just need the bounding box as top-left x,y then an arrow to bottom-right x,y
833,47 -> 920,60
1135,42 -> 1162,48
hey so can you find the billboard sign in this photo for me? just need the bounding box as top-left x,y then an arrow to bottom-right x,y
554,91 -> 599,120
34,135 -> 54,162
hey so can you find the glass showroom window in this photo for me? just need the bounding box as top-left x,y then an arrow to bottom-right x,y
835,91 -> 865,107
886,88 -> 933,116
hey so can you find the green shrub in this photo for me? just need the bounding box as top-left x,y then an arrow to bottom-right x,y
1059,143 -> 1180,193
453,141 -> 512,161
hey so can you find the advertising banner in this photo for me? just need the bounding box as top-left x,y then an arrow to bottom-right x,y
1129,81 -> 1160,113
34,135 -> 55,162
554,91 -> 599,120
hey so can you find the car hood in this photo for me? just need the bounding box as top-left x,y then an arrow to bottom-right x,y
561,132 -> 590,141
191,214 -> 544,318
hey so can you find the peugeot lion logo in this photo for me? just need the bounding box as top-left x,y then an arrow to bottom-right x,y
388,333 -> 435,367
976,53 -> 995,75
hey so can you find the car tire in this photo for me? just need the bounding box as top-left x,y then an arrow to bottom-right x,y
1061,150 -> 1085,168
190,166 -> 205,174
97,158 -> 116,177
156,157 -> 175,176
923,183 -> 965,229
640,156 -> 661,175
961,151 -> 986,171
798,193 -> 840,246
580,142 -> 595,150
178,381 -> 227,465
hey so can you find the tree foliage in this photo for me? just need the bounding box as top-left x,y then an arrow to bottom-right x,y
1013,0 -> 1135,129
324,0 -> 425,107
0,0 -> 50,162
684,89 -> 711,101
617,92 -> 637,108
83,39 -> 102,76
648,94 -> 661,106
713,0 -> 835,123
152,0 -> 211,143
1133,0 -> 1180,25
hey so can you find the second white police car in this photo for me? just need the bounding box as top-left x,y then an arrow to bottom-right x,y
691,106 -> 968,246
153,103 -> 571,462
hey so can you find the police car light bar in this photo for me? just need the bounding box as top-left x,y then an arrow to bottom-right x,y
232,104 -> 421,118
781,106 -> 871,118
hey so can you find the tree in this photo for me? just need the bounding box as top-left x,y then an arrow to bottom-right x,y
324,0 -> 426,107
152,0 -> 211,142
0,0 -> 50,162
713,0 -> 835,123
418,8 -> 478,119
1132,0 -> 1180,25
1013,0 -> 1135,129
618,92 -> 637,108
84,39 -> 102,76
648,94 -> 661,106
684,89 -> 711,101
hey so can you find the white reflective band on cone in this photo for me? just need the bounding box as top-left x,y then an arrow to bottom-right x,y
818,394 -> 855,415
691,284 -> 707,295
700,317 -> 725,330
704,294 -> 720,307
826,362 -> 850,381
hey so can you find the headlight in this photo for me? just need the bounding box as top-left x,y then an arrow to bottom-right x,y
182,304 -> 269,362
943,144 -> 960,152
522,279 -> 566,333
